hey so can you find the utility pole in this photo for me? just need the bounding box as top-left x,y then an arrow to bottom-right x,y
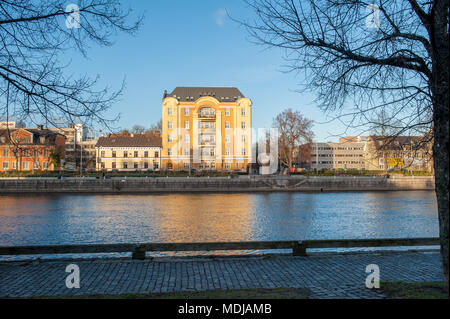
80,143 -> 83,176
316,140 -> 319,172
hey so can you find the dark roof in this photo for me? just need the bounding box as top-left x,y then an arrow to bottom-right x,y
369,135 -> 431,150
96,136 -> 162,148
163,87 -> 245,102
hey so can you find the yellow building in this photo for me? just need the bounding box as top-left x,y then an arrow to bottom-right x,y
95,136 -> 162,171
162,87 -> 252,171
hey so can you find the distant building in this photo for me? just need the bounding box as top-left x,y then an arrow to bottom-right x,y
364,135 -> 433,172
310,142 -> 365,170
339,136 -> 369,143
48,124 -> 98,169
0,121 -> 16,129
79,138 -> 99,170
161,87 -> 252,171
0,127 -> 65,172
95,136 -> 162,171
307,134 -> 433,172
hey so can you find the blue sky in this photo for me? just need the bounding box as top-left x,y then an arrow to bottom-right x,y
65,0 -> 358,142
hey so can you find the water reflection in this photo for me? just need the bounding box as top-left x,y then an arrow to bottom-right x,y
0,191 -> 439,256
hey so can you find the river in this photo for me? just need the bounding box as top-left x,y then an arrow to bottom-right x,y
0,191 -> 439,259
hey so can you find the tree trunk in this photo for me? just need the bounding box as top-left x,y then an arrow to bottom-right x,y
433,94 -> 449,293
431,1 -> 449,293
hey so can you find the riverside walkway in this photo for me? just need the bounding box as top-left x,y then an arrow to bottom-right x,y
0,251 -> 443,299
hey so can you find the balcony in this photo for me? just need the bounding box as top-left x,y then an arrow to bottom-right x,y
200,141 -> 216,146
198,113 -> 216,119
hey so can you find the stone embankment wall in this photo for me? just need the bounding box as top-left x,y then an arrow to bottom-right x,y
0,176 -> 435,194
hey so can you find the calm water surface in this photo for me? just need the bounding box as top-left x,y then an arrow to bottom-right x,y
0,191 -> 439,258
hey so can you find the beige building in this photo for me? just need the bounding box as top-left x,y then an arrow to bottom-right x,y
95,136 -> 162,171
161,87 -> 252,171
364,135 -> 433,172
311,142 -> 365,170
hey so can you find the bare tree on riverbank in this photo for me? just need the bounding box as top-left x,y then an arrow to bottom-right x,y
273,108 -> 314,170
0,0 -> 143,129
238,0 -> 449,291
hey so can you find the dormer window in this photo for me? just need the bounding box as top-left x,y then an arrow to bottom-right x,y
40,136 -> 45,144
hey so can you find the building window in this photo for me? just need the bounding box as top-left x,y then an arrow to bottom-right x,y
225,163 -> 231,170
225,147 -> 230,156
112,162 -> 116,169
101,162 -> 105,169
241,135 -> 246,143
241,122 -> 246,129
33,161 -> 39,169
225,135 -> 230,143
144,151 -> 149,157
134,162 -> 139,169
33,150 -> 39,158
112,151 -> 116,158
23,149 -> 30,157
101,151 -> 105,157
123,151 -> 128,158
24,137 -> 30,143
168,148 -> 172,156
144,162 -> 149,169
225,108 -> 230,116
134,151 -> 138,158
2,162 -> 8,170
241,148 -> 246,155
43,162 -> 49,170
168,135 -> 173,142
211,162 -> 215,170
184,148 -> 190,156
40,137 -> 45,144
2,149 -> 8,157
184,108 -> 189,116
168,107 -> 172,115
241,108 -> 246,116
185,121 -> 189,129
184,134 -> 190,143
123,162 -> 128,169
168,121 -> 173,129
184,163 -> 190,170
12,162 -> 17,169
167,162 -> 173,170
22,161 -> 29,170
155,151 -> 159,158
154,162 -> 159,170
225,121 -> 230,129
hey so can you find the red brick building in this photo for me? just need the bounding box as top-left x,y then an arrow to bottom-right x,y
0,127 -> 66,172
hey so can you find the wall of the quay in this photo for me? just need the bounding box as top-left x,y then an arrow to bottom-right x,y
0,176 -> 435,194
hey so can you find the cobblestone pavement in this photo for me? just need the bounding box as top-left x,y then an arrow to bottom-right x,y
0,251 -> 443,299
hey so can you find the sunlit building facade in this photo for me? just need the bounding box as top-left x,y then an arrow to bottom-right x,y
95,136 -> 162,171
0,127 -> 65,172
161,87 -> 252,171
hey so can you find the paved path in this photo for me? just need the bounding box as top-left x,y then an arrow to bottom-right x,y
0,251 -> 443,299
